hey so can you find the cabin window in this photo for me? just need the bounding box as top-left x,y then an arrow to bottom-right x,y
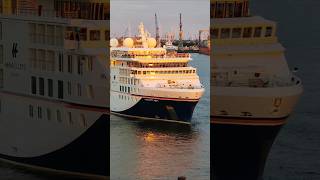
48,79 -> 53,97
77,83 -> 82,96
67,81 -> 72,96
243,27 -> 252,38
38,106 -> 42,119
80,28 -> 87,41
31,76 -> 37,94
58,53 -> 64,72
234,2 -> 243,17
212,29 -> 219,39
232,28 -> 241,38
39,77 -> 44,96
87,57 -> 93,72
254,27 -> 262,37
215,3 -> 224,18
90,30 -> 100,41
67,55 -> 73,73
77,56 -> 84,75
265,26 -> 273,37
105,30 -> 109,41
226,3 -> 234,18
221,28 -> 230,39
58,80 -> 64,99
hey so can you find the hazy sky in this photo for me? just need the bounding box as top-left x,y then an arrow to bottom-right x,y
110,0 -> 210,39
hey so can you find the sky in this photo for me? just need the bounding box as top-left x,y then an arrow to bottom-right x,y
110,0 -> 210,40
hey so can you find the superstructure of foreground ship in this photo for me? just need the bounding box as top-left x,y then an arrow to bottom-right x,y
110,23 -> 204,123
211,0 -> 303,179
0,0 -> 109,178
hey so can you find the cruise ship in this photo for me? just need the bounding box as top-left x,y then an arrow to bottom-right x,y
211,0 -> 303,179
0,0 -> 109,178
110,23 -> 204,123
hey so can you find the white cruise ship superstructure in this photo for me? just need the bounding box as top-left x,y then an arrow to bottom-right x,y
110,23 -> 204,123
0,0 -> 109,178
211,0 -> 302,125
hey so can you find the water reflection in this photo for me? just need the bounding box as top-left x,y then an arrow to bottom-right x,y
111,114 -> 208,180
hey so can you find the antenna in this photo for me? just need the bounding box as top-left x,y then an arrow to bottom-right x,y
155,13 -> 160,47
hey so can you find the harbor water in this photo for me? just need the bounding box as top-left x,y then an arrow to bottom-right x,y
251,0 -> 320,179
110,53 -> 210,180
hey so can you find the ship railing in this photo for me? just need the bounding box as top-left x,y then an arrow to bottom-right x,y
212,77 -> 301,88
4,9 -> 59,19
2,9 -> 82,19
154,83 -> 203,89
115,53 -> 191,59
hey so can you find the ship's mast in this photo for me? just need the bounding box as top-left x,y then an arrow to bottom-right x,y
178,13 -> 184,48
139,22 -> 148,48
155,13 -> 160,47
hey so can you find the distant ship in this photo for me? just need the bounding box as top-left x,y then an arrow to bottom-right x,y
0,0 -> 109,178
110,23 -> 204,123
199,40 -> 210,56
163,41 -> 178,52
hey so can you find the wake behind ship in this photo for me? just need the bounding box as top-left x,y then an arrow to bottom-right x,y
110,23 -> 204,123
0,0 -> 109,178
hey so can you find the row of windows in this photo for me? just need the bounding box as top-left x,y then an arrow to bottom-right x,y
59,53 -> 93,74
29,49 -> 55,72
31,76 -> 94,99
124,62 -> 188,68
136,70 -> 196,75
211,0 -> 249,18
54,1 -> 109,20
212,26 -> 273,39
28,105 -> 88,127
29,49 -> 94,74
118,68 -> 196,76
118,94 -> 139,101
65,29 -> 109,41
119,86 -> 131,94
118,77 -> 139,85
29,23 -> 64,46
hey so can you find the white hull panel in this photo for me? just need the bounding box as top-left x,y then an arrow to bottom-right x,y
211,84 -> 303,120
